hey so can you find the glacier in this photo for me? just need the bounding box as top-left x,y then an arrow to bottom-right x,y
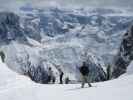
0,6 -> 133,83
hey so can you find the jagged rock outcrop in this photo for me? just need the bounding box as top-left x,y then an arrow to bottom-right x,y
0,12 -> 26,43
84,53 -> 107,82
112,25 -> 133,78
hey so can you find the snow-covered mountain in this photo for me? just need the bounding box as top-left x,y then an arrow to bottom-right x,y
19,6 -> 133,63
0,6 -> 133,83
0,12 -> 24,43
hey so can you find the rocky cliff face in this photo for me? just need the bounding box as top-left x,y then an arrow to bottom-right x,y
20,7 -> 133,64
112,25 -> 133,78
0,12 -> 25,43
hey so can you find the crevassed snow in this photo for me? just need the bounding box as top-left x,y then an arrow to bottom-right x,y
0,58 -> 133,100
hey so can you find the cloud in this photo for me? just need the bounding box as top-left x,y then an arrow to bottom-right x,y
0,0 -> 132,11
27,0 -> 133,8
0,0 -> 25,12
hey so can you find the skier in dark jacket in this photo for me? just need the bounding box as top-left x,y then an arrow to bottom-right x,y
0,51 -> 5,63
79,62 -> 92,88
59,68 -> 64,84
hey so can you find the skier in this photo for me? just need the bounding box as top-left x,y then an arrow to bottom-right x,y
0,51 -> 5,62
107,64 -> 111,80
65,77 -> 70,84
58,68 -> 64,84
52,75 -> 56,84
79,62 -> 92,88
48,67 -> 55,84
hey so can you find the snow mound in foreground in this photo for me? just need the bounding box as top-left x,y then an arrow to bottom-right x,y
0,58 -> 32,90
0,58 -> 133,100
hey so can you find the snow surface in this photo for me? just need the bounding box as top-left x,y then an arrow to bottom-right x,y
123,61 -> 133,76
0,58 -> 133,100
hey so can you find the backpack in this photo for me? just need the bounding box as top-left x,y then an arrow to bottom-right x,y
80,65 -> 89,76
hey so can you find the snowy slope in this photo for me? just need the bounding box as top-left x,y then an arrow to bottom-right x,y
0,58 -> 32,92
0,58 -> 133,100
123,61 -> 133,76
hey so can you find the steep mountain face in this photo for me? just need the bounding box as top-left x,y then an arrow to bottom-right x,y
0,7 -> 133,83
112,25 -> 133,78
20,7 -> 133,63
0,12 -> 26,44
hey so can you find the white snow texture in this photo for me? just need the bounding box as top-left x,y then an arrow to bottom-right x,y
0,57 -> 133,100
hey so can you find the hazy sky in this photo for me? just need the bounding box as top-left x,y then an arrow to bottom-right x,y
0,0 -> 132,11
